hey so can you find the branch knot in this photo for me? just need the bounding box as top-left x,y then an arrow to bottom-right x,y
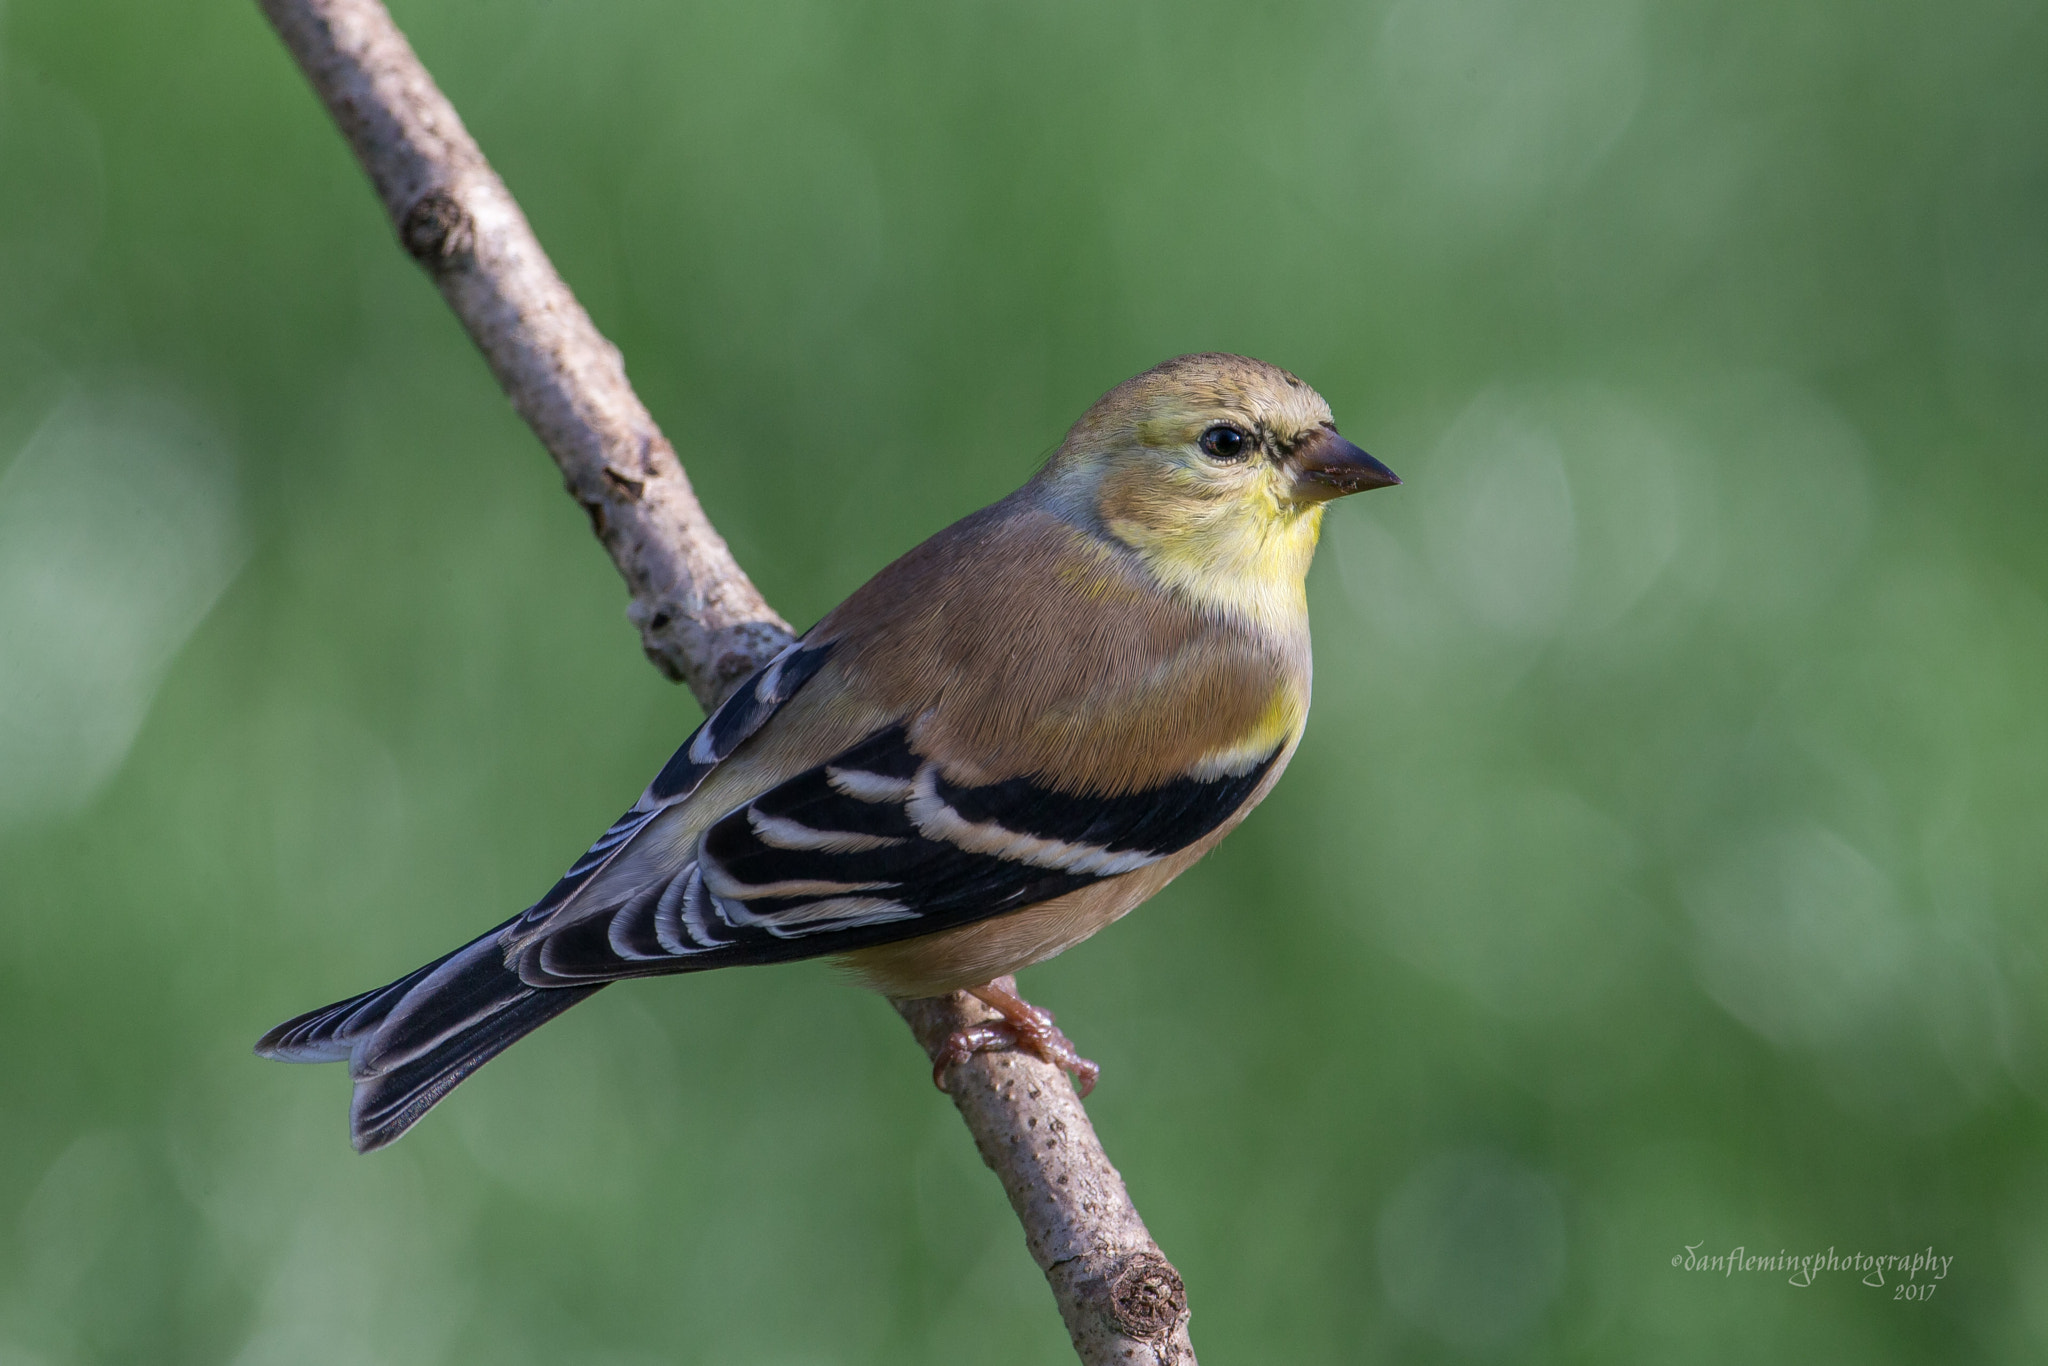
1105,1250 -> 1187,1340
401,188 -> 474,266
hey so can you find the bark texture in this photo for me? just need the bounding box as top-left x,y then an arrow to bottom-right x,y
256,1 -> 1197,1360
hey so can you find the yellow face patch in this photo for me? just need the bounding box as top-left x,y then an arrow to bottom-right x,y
1033,353 -> 1346,634
1105,494 -> 1323,634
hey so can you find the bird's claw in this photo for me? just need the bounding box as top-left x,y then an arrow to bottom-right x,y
933,983 -> 1100,1097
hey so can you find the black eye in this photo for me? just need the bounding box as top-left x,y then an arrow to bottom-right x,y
1198,425 -> 1249,460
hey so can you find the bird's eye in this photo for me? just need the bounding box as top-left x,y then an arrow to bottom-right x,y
1198,425 -> 1249,461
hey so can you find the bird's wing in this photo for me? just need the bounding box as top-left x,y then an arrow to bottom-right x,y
512,722 -> 1284,985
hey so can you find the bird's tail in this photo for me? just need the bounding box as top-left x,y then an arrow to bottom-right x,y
255,917 -> 601,1152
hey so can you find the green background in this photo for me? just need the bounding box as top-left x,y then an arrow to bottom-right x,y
2,0 -> 2044,1360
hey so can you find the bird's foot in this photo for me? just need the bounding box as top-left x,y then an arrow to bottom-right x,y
933,981 -> 1099,1097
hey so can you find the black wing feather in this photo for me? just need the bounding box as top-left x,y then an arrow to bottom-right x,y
522,726 -> 1281,984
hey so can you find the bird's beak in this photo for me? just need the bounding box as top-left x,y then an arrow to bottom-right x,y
1288,428 -> 1399,501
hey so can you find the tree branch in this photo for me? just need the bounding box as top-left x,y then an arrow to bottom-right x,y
255,1 -> 1196,1360
897,986 -> 1197,1364
258,0 -> 790,708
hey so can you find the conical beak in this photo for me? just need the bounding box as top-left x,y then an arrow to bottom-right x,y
1290,427 -> 1399,500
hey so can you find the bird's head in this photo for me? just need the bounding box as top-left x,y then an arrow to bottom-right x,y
1036,353 -> 1397,625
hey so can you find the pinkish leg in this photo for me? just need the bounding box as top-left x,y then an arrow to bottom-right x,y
932,981 -> 1100,1097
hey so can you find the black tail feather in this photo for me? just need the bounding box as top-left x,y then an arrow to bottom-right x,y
255,916 -> 602,1151
346,980 -> 599,1152
254,933 -> 488,1064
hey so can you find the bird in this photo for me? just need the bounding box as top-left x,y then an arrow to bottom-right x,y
256,352 -> 1399,1152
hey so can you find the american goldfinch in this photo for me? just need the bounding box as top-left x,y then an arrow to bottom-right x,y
258,353 -> 1397,1151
